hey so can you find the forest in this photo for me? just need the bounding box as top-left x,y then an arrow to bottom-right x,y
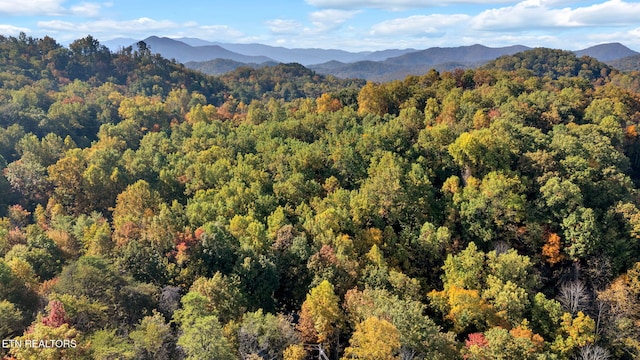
1,33 -> 640,360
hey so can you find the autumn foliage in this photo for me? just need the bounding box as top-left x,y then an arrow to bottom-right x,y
1,33 -> 640,359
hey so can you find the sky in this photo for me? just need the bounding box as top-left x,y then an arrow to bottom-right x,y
1,0 -> 640,52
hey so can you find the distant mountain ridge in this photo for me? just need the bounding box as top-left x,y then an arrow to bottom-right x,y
102,37 -> 640,80
311,44 -> 533,81
104,36 -> 419,66
607,54 -> 640,72
574,43 -> 638,62
134,36 -> 274,64
384,44 -> 531,66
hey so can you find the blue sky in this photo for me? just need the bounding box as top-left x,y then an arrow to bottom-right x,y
1,0 -> 640,51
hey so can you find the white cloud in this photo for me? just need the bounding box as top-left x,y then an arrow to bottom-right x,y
370,14 -> 470,36
38,17 -> 180,35
309,9 -> 359,31
0,0 -> 64,15
569,0 -> 640,26
471,1 -> 575,31
70,2 -> 103,17
305,0 -> 515,10
266,19 -> 304,34
583,27 -> 640,50
263,10 -> 360,47
0,0 -> 108,17
472,0 -> 640,31
197,25 -> 245,39
0,24 -> 31,35
36,16 -> 250,44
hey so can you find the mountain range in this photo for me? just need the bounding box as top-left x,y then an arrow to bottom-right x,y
103,36 -> 640,81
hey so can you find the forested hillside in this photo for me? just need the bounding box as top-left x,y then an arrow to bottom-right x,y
2,33 -> 640,360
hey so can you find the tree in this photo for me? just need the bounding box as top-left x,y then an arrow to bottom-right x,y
558,280 -> 590,315
342,316 -> 401,360
464,326 -> 545,360
597,262 -> 640,357
89,328 -> 135,360
237,310 -> 300,359
53,256 -> 155,328
574,345 -> 612,360
343,288 -> 457,360
234,254 -> 279,312
4,154 -> 51,204
561,207 -> 601,260
539,177 -> 583,222
10,322 -> 89,360
0,299 -> 23,337
129,311 -> 175,360
284,344 -> 307,360
448,129 -> 513,177
297,280 -> 342,347
350,151 -> 410,227
41,300 -> 69,328
111,180 -> 161,246
482,275 -> 530,326
174,272 -> 247,325
0,259 -> 37,320
67,35 -> 113,81
357,82 -> 389,116
177,315 -> 236,360
116,239 -> 170,285
429,284 -> 498,333
48,148 -> 89,214
552,311 -> 597,357
4,227 -> 64,281
542,232 -> 566,265
49,292 -> 110,333
10,301 -> 89,360
441,242 -> 485,291
430,243 -> 538,331
82,143 -> 128,212
317,93 -> 342,113
455,172 -> 527,244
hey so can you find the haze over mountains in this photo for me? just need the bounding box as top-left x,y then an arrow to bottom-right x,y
103,36 -> 640,81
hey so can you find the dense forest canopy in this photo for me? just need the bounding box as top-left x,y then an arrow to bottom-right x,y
2,33 -> 640,359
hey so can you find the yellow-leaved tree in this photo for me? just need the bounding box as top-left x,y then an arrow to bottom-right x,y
297,280 -> 342,347
342,316 -> 401,360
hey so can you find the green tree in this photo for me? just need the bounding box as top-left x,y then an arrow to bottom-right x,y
89,328 -> 135,360
174,272 -> 247,325
344,288 -> 457,360
0,299 -> 23,337
561,206 -> 600,260
129,311 -> 175,360
350,151 -> 410,227
237,310 -> 300,359
234,254 -> 279,312
4,154 -> 51,204
53,256 -> 155,328
455,172 -> 527,243
448,129 -> 512,177
0,259 -> 37,321
177,315 -> 236,360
